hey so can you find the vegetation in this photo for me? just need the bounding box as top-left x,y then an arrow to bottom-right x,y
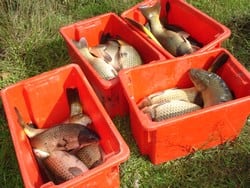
0,0 -> 249,187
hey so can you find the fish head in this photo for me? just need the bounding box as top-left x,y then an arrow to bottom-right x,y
78,127 -> 100,146
176,38 -> 193,56
189,68 -> 211,92
33,149 -> 50,159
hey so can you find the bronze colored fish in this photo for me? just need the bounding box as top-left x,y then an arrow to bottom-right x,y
142,100 -> 201,121
189,68 -> 233,107
117,40 -> 142,69
138,87 -> 200,109
14,107 -> 100,152
72,37 -> 118,80
65,88 -> 92,126
75,143 -> 103,169
35,150 -> 89,183
30,123 -> 100,153
139,2 -> 193,56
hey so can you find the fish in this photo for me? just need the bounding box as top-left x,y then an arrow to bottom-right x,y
90,40 -> 121,71
14,107 -> 47,138
189,68 -> 233,107
124,17 -> 163,47
138,87 -> 202,109
35,149 -> 89,184
139,2 -> 193,56
72,37 -> 118,80
14,107 -> 100,152
75,143 -> 103,169
65,88 -> 92,126
142,100 -> 201,121
30,123 -> 100,153
117,40 -> 142,69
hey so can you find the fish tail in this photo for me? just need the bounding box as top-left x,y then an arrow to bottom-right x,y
66,88 -> 83,117
72,37 -> 88,49
139,2 -> 160,20
14,107 -> 46,138
14,107 -> 28,129
208,52 -> 229,73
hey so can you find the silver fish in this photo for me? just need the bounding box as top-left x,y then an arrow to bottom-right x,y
117,40 -> 143,69
142,100 -> 201,121
138,87 -> 199,109
90,40 -> 121,71
189,68 -> 233,107
73,37 -> 118,80
139,2 -> 193,56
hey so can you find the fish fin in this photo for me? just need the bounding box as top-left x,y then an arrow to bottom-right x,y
124,17 -> 163,47
100,32 -> 112,44
178,31 -> 190,39
139,2 -> 161,19
208,52 -> 229,73
68,167 -> 84,176
14,107 -> 27,129
66,88 -> 83,117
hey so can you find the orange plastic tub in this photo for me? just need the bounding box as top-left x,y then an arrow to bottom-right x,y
119,48 -> 250,164
59,13 -> 168,118
1,64 -> 130,188
121,0 -> 231,58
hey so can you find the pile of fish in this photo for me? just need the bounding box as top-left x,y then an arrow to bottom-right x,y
138,52 -> 233,121
15,88 -> 103,184
72,36 -> 142,80
125,1 -> 202,57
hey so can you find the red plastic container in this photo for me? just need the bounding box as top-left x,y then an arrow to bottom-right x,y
119,48 -> 250,164
121,0 -> 231,58
59,13 -> 168,118
1,64 -> 130,188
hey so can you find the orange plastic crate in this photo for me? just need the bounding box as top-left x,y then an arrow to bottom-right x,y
119,48 -> 250,164
121,0 -> 231,58
59,13 -> 168,118
1,64 -> 130,188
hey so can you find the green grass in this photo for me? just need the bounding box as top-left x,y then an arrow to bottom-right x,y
0,0 -> 249,187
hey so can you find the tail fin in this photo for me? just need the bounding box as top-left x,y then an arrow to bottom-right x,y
208,52 -> 229,73
72,37 -> 88,49
14,107 -> 46,138
66,88 -> 83,117
139,2 -> 161,20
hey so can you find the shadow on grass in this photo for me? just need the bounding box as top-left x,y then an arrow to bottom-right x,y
20,37 -> 70,78
115,115 -> 250,188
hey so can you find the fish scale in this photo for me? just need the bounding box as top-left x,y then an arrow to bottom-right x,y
76,144 -> 103,169
118,40 -> 142,69
42,150 -> 89,183
29,123 -> 100,153
189,68 -> 233,107
139,2 -> 193,56
142,100 -> 201,121
138,87 -> 199,109
73,37 -> 118,80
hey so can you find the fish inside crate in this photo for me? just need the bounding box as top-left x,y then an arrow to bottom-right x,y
119,48 -> 250,164
1,64 -> 129,188
59,12 -> 168,118
121,0 -> 231,58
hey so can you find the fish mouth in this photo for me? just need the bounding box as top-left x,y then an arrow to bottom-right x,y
189,69 -> 200,81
